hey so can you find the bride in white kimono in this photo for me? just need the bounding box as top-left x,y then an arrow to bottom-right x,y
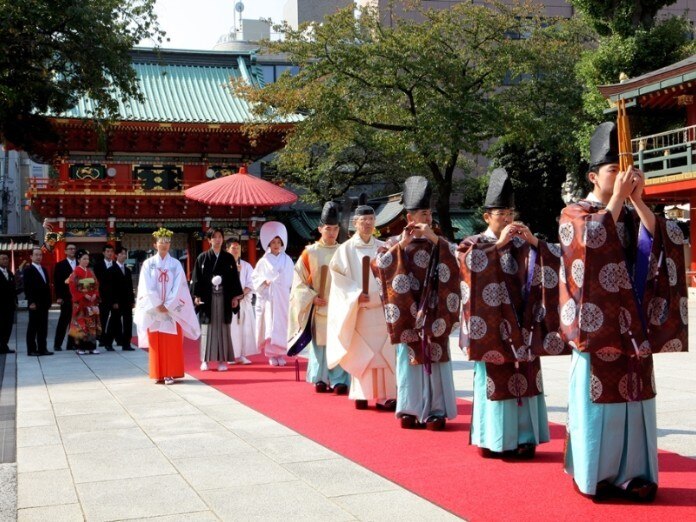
252,222 -> 294,366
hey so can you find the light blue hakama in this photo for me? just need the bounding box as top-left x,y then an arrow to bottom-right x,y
306,342 -> 351,388
471,362 -> 550,452
565,351 -> 658,495
395,344 -> 458,423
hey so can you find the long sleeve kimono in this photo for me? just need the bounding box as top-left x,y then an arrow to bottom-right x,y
230,259 -> 258,358
288,240 -> 350,387
559,195 -> 688,495
68,266 -> 101,346
252,251 -> 294,357
372,236 -> 460,424
458,228 -> 564,452
326,233 -> 396,402
134,253 -> 200,380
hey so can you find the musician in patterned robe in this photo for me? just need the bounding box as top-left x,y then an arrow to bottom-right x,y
288,202 -> 350,393
326,205 -> 397,410
459,168 -> 564,458
559,122 -> 688,502
372,176 -> 460,430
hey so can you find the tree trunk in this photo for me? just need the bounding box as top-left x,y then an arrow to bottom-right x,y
435,182 -> 454,241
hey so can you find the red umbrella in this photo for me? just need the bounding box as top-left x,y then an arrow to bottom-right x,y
184,165 -> 297,207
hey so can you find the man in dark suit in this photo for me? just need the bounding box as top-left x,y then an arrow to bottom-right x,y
23,248 -> 53,356
53,243 -> 77,351
94,244 -> 115,350
0,253 -> 18,354
105,246 -> 135,351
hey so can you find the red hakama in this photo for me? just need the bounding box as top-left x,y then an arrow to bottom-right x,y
148,323 -> 185,380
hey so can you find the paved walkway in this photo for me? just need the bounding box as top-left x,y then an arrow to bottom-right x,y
3,301 -> 696,521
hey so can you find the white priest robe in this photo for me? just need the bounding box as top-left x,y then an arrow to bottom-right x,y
326,233 -> 396,401
134,253 -> 200,347
252,251 -> 294,357
230,259 -> 258,357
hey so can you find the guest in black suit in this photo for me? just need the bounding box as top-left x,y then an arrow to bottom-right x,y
23,248 -> 53,356
94,244 -> 115,350
105,246 -> 135,351
53,243 -> 77,351
0,253 -> 18,354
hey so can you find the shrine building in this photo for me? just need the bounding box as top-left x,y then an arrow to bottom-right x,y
26,47 -> 296,277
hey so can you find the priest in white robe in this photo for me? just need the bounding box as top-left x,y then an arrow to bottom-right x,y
326,205 -> 397,410
252,222 -> 294,366
227,240 -> 258,364
134,228 -> 200,385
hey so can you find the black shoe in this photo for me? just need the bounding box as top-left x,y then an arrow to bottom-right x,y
425,415 -> 446,431
623,479 -> 658,503
478,447 -> 503,459
333,383 -> 348,396
315,382 -> 329,393
54,347 -> 63,351
514,443 -> 536,460
66,346 -> 77,351
122,346 -> 135,351
38,351 -> 54,356
400,414 -> 424,430
376,398 -> 397,411
104,346 -> 115,352
354,399 -> 368,410
0,348 -> 15,354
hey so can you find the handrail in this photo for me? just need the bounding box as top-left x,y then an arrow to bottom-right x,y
27,178 -> 197,192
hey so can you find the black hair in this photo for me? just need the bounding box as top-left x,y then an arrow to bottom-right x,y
76,249 -> 90,260
206,227 -> 224,240
114,246 -> 127,255
103,244 -> 114,252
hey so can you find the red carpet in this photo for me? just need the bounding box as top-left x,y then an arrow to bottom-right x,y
181,341 -> 696,521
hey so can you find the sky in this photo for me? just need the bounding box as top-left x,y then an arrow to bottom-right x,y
149,0 -> 289,50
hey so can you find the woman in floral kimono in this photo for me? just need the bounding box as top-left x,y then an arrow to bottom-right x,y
69,249 -> 101,355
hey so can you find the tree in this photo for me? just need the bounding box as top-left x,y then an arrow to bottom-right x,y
568,0 -> 680,36
0,0 -> 164,152
572,1 -> 695,166
238,1 -> 582,239
489,16 -> 592,226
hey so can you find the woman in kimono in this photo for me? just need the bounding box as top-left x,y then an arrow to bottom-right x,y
69,249 -> 101,355
134,228 -> 200,385
252,222 -> 294,366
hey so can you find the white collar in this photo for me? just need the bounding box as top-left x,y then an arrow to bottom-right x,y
483,227 -> 498,240
586,192 -> 601,204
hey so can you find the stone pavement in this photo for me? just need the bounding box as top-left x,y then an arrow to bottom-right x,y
2,302 -> 695,521
7,309 -> 460,522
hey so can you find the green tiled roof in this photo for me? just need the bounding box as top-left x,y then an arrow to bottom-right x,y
60,48 -> 301,124
451,211 -> 480,241
288,211 -> 321,240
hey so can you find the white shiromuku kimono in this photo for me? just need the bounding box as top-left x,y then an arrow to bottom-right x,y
326,233 -> 396,401
134,253 -> 200,347
252,237 -> 294,358
230,258 -> 258,358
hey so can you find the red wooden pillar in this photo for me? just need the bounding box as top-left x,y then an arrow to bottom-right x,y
202,217 -> 211,251
247,217 -> 260,266
106,217 -> 117,249
53,218 -> 66,262
58,161 -> 69,182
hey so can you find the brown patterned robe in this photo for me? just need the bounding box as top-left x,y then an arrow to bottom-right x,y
558,200 -> 688,403
458,232 -> 565,401
372,236 -> 461,366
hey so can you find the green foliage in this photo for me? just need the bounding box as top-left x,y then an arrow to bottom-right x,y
492,143 -> 571,239
569,0 -> 678,36
238,0 -> 587,238
575,15 -> 695,161
0,0 -> 164,151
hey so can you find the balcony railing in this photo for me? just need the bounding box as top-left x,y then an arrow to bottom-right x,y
27,179 -> 196,194
632,125 -> 696,178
